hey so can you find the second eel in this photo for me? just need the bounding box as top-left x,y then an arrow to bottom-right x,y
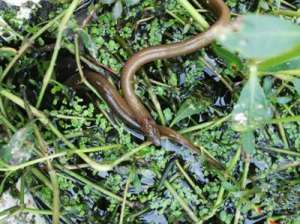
66,70 -> 224,170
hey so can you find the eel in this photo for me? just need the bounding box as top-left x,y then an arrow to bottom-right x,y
66,70 -> 224,170
121,0 -> 230,145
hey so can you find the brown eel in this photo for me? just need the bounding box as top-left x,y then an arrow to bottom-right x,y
66,70 -> 224,170
121,0 -> 230,145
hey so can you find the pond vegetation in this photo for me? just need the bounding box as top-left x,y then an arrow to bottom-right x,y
0,0 -> 300,223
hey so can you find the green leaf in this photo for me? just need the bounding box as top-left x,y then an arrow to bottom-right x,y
232,72 -> 273,132
241,131 -> 255,155
219,14 -> 300,60
170,97 -> 208,127
276,96 -> 292,104
78,29 -> 98,59
0,47 -> 17,58
212,44 -> 243,71
0,125 -> 35,165
257,46 -> 300,72
163,108 -> 173,123
112,0 -> 123,19
259,56 -> 300,72
292,78 -> 300,95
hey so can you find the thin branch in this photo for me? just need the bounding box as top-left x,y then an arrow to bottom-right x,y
36,0 -> 81,108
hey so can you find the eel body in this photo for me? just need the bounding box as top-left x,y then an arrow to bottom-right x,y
66,71 -> 224,169
66,0 -> 230,170
121,0 -> 230,145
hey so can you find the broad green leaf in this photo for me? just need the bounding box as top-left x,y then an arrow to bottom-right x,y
170,97 -> 208,127
241,131 -> 255,155
78,29 -> 98,59
232,73 -> 273,132
219,14 -> 300,60
292,78 -> 300,95
0,125 -> 34,165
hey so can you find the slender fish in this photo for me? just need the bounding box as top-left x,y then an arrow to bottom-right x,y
121,0 -> 230,145
66,70 -> 224,169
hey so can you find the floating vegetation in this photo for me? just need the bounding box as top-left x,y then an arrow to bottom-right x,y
0,0 -> 300,223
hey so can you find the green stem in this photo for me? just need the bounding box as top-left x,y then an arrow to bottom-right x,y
270,115 -> 300,124
0,171 -> 13,194
200,186 -> 225,223
200,57 -> 233,92
36,0 -> 81,108
273,107 -> 289,148
200,147 -> 241,222
0,12 -> 65,82
177,0 -> 209,30
282,0 -> 297,9
241,153 -> 250,187
258,146 -> 300,157
234,153 -> 250,224
175,160 -> 204,198
166,10 -> 186,25
119,170 -> 134,224
267,69 -> 300,76
31,167 -> 53,190
32,120 -> 59,224
276,118 -> 289,148
112,142 -> 152,167
64,42 -> 108,74
0,17 -> 24,40
74,33 -> 103,99
180,114 -> 230,134
0,206 -> 20,218
0,145 -> 120,172
142,73 -> 166,125
226,146 -> 241,174
233,208 -> 241,224
21,208 -> 53,215
47,131 -> 84,144
164,181 -> 200,223
49,169 -> 60,224
49,113 -> 96,121
0,113 -> 16,132
273,9 -> 300,17
56,166 -> 135,207
0,97 -> 8,118
19,174 -> 25,207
